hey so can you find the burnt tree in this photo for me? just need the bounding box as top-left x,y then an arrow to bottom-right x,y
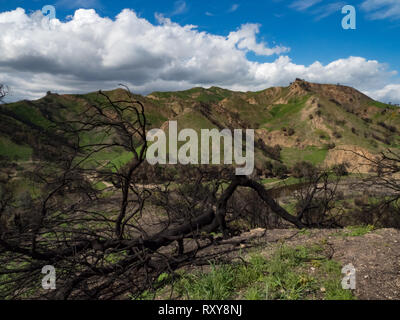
0,88 -> 331,300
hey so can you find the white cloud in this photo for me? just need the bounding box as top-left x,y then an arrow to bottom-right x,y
0,8 -> 399,103
290,0 -> 346,20
365,84 -> 400,104
171,1 -> 188,16
312,2 -> 346,21
246,56 -> 397,93
361,0 -> 400,20
290,0 -> 322,11
228,24 -> 290,56
228,4 -> 240,13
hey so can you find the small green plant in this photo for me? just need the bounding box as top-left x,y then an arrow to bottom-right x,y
336,225 -> 375,237
347,225 -> 375,236
299,229 -> 312,236
175,263 -> 236,300
321,260 -> 356,300
323,279 -> 355,300
162,245 -> 355,301
157,272 -> 170,283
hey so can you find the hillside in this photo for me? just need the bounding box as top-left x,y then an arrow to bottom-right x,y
1,79 -> 399,172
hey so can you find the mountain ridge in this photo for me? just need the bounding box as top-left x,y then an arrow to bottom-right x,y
1,79 -> 399,173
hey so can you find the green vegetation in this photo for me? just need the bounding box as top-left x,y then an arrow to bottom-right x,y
266,96 -> 309,131
6,102 -> 52,129
150,87 -> 232,104
2,81 -> 399,171
135,245 -> 355,300
269,96 -> 309,120
315,129 -> 330,140
335,225 -> 375,237
0,137 -> 32,161
281,146 -> 329,166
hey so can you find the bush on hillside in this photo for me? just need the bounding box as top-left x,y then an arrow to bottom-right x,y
332,162 -> 349,176
291,161 -> 317,179
271,161 -> 289,179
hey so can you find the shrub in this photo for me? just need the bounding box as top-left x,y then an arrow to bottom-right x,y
272,162 -> 289,179
264,160 -> 273,172
378,121 -> 397,133
291,161 -> 317,178
257,139 -> 281,161
325,143 -> 336,150
332,162 -> 349,176
372,133 -> 390,145
333,131 -> 342,139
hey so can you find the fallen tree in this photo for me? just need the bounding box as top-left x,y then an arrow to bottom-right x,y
0,88 -> 341,299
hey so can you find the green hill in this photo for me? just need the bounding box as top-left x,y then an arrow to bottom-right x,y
1,79 -> 399,172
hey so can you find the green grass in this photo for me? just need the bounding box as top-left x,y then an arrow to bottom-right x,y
145,112 -> 168,127
0,137 -> 32,161
112,151 -> 134,166
335,225 -> 375,237
281,146 -> 328,166
137,245 -> 355,300
7,102 -> 52,128
150,87 -> 233,104
0,254 -> 44,299
368,101 -> 394,109
269,96 -> 309,120
282,201 -> 297,215
303,147 -> 328,164
314,129 -> 330,140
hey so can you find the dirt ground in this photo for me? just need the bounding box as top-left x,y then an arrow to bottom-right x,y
187,228 -> 400,300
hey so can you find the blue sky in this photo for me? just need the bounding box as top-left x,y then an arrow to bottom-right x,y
0,0 -> 400,102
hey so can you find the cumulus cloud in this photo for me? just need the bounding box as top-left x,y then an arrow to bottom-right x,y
365,84 -> 400,104
0,8 -> 399,103
228,24 -> 290,56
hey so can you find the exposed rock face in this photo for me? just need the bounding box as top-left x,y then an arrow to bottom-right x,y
324,145 -> 378,173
